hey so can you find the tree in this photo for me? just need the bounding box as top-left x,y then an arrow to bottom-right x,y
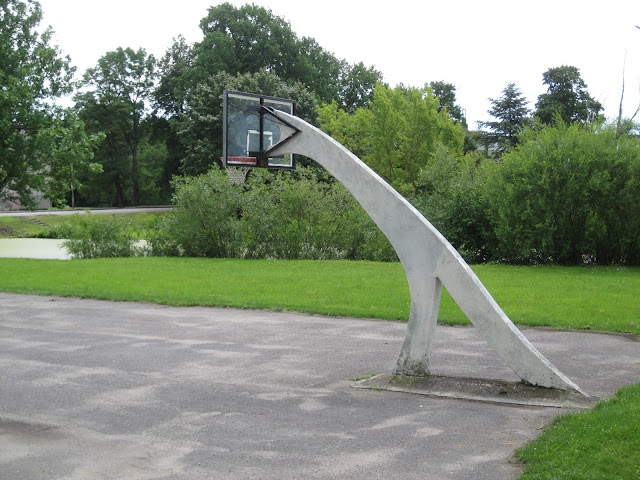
292,36 -> 343,103
429,80 -> 477,153
535,66 -> 603,125
194,3 -> 299,82
74,95 -> 133,207
0,0 -> 98,209
76,47 -> 156,205
479,83 -> 531,155
190,3 -> 372,109
338,61 -> 382,113
150,3 -> 386,183
154,35 -> 193,118
153,36 -> 194,197
33,111 -> 103,207
429,81 -> 465,124
316,101 -> 370,158
319,84 -> 465,195
362,84 -> 406,189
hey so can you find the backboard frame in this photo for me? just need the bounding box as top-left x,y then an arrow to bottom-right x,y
222,90 -> 299,169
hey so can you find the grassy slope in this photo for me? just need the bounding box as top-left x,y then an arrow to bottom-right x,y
0,257 -> 638,334
0,212 -> 162,238
0,215 -> 70,237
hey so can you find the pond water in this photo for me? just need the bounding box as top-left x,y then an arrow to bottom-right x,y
0,239 -> 71,260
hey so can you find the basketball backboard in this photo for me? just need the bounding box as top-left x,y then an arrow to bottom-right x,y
222,90 -> 298,169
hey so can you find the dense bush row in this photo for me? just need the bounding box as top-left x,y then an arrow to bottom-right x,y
148,167 -> 397,261
485,122 -> 640,265
60,121 -> 640,266
418,122 -> 640,265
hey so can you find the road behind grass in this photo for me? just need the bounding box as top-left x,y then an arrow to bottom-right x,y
0,206 -> 171,217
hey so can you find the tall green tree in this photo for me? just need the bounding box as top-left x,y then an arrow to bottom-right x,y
535,66 -> 603,125
194,3 -> 299,82
428,80 -> 476,152
0,0 -> 98,209
479,83 -> 531,155
319,84 -> 465,195
153,36 -> 193,197
190,3 -> 377,110
154,35 -> 192,118
74,96 -> 132,207
429,81 -> 465,124
32,111 -> 103,207
76,47 -> 156,205
316,100 -> 370,158
363,84 -> 406,188
151,3 -> 385,182
290,36 -> 342,103
338,61 -> 382,113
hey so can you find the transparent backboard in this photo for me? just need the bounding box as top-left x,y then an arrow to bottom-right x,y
222,90 -> 296,169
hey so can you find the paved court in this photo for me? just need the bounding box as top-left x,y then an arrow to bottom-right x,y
1,293 -> 638,479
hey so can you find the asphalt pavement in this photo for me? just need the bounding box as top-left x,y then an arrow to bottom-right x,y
1,293 -> 638,479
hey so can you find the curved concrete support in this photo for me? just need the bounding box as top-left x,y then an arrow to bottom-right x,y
269,111 -> 580,392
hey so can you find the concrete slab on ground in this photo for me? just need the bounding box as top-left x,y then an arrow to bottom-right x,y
1,293 -> 638,479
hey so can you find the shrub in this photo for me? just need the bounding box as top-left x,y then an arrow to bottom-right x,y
59,213 -> 148,259
152,168 -> 243,258
413,146 -> 493,263
152,166 -> 396,261
484,121 -> 640,265
241,168 -> 388,260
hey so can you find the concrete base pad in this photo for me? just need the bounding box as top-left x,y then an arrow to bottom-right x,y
353,374 -> 599,409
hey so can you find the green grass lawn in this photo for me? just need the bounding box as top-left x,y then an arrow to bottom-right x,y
0,257 -> 638,334
516,383 -> 640,480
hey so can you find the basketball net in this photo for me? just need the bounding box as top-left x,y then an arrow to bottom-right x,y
225,166 -> 250,185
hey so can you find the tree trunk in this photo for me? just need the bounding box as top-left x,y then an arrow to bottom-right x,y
132,148 -> 139,206
115,178 -> 125,208
132,113 -> 140,206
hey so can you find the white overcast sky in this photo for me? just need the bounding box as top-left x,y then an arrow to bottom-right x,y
38,0 -> 640,127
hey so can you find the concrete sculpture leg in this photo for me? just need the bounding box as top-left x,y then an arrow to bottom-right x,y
269,111 -> 580,392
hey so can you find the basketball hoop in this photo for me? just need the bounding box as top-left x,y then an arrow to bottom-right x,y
226,166 -> 250,185
223,90 -> 297,170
